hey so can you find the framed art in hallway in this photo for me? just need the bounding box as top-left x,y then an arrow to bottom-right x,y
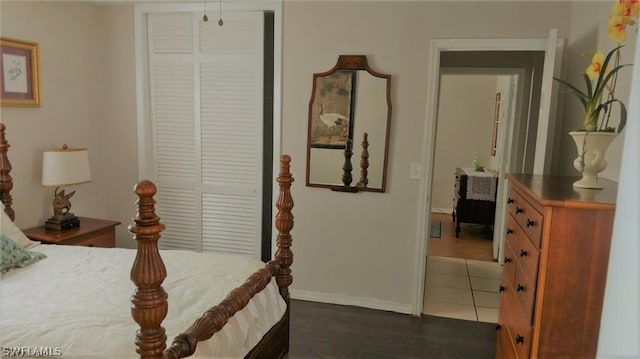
0,37 -> 40,107
490,92 -> 500,156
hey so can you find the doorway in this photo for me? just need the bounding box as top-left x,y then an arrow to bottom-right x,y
422,70 -> 523,322
413,34 -> 565,317
428,69 -> 523,257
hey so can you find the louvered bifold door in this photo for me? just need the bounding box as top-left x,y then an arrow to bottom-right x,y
199,12 -> 264,256
147,11 -> 264,256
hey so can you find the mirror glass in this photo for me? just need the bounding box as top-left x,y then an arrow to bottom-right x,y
306,55 -> 391,192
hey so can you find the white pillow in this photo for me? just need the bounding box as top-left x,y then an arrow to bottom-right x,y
1,203 -> 39,249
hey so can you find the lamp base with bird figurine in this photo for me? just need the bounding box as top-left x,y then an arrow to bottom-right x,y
45,213 -> 80,231
45,187 -> 81,230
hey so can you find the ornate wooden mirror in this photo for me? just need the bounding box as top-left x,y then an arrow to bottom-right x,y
305,55 -> 391,192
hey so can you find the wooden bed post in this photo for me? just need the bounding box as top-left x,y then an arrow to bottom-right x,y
129,180 -> 168,359
275,155 -> 294,300
132,155 -> 294,359
0,123 -> 15,221
357,132 -> 369,188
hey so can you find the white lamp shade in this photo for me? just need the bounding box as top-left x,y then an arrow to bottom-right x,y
42,147 -> 92,187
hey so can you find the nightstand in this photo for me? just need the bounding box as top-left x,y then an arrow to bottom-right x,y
23,217 -> 121,248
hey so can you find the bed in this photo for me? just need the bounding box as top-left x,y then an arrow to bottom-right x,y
0,123 -> 294,358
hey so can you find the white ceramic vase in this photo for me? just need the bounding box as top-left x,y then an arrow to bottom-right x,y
569,131 -> 617,189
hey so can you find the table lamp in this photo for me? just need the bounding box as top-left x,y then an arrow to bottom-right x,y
41,145 -> 91,230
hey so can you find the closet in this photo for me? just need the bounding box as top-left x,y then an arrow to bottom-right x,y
137,7 -> 274,257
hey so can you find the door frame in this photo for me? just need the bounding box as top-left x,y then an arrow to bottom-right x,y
431,68 -> 523,258
492,73 -> 522,259
412,36 -> 563,315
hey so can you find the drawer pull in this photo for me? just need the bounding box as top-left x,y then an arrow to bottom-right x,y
520,249 -> 528,257
506,228 -> 514,235
504,257 -> 512,263
526,219 -> 535,227
515,206 -> 524,214
507,197 -> 514,204
516,284 -> 525,292
499,285 -> 505,292
515,334 -> 524,345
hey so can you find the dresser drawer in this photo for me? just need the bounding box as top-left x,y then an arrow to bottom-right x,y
514,263 -> 537,322
504,215 -> 520,249
497,283 -> 517,358
516,230 -> 540,285
512,312 -> 533,359
502,235 -> 517,289
498,286 -> 532,358
507,187 -> 543,248
496,317 -> 516,359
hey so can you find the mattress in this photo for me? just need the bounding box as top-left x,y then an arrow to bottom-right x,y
0,245 -> 286,358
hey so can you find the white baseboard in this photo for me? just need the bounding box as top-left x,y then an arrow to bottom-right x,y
431,207 -> 452,214
290,289 -> 413,315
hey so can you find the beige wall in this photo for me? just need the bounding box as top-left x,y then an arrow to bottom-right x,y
99,4 -> 138,247
1,1 -> 635,312
0,1 -> 138,246
0,2 -> 109,230
282,1 -> 574,310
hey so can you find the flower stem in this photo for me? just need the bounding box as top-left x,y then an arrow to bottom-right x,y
602,46 -> 621,131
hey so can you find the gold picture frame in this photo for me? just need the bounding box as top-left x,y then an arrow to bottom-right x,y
0,37 -> 41,107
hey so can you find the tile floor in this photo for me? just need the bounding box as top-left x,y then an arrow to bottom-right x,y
423,256 -> 502,323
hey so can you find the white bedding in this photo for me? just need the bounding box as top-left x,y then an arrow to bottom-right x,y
0,245 -> 286,358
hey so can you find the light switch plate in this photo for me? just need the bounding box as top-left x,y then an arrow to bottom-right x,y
410,162 -> 422,179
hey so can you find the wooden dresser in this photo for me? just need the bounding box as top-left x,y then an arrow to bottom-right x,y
496,174 -> 617,358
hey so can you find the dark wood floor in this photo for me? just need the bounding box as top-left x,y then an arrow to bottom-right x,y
289,299 -> 496,359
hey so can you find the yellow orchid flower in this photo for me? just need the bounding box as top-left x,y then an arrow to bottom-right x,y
586,51 -> 605,80
612,0 -> 639,21
611,1 -> 628,16
553,0 -> 636,133
608,16 -> 627,43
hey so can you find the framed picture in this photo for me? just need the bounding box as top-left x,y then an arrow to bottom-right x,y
309,70 -> 356,149
491,92 -> 501,156
0,37 -> 40,107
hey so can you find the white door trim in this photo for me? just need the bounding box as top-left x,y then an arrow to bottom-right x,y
493,73 -> 523,261
412,37 -> 561,316
533,29 -> 564,174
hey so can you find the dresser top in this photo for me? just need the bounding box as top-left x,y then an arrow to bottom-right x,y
506,173 -> 617,210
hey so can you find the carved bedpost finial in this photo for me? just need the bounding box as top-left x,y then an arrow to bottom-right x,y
129,180 -> 168,359
0,123 -> 15,221
275,155 -> 294,299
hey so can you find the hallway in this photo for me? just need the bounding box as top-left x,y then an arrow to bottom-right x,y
424,212 -> 501,322
427,212 -> 493,261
